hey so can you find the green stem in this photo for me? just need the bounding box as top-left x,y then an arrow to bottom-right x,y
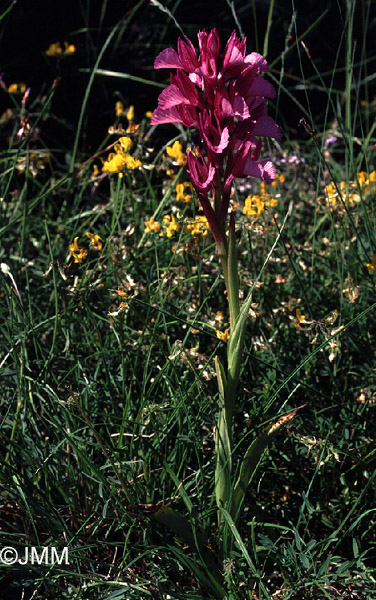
227,212 -> 240,327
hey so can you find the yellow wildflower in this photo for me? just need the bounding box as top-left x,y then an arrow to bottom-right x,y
243,182 -> 278,216
126,105 -> 134,121
102,137 -> 141,175
321,171 -> 376,208
271,173 -> 285,186
118,136 -> 132,152
358,171 -> 376,195
161,214 -> 180,238
295,308 -> 307,323
115,101 -> 124,117
116,286 -> 127,298
69,237 -> 87,263
243,194 -> 265,216
216,328 -> 230,341
366,255 -> 376,274
123,154 -> 142,170
102,153 -> 125,174
176,182 -> 192,202
8,82 -> 27,94
85,232 -> 103,250
184,216 -> 209,239
356,172 -> 368,188
166,140 -> 185,165
45,41 -> 75,57
145,111 -> 153,118
91,164 -> 100,179
144,216 -> 160,234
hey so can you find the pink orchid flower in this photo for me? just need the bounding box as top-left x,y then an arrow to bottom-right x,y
151,28 -> 281,248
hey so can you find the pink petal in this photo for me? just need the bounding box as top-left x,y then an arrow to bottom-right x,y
158,84 -> 187,109
247,76 -> 276,99
178,37 -> 199,72
217,127 -> 230,152
189,72 -> 203,87
154,48 -> 183,70
203,125 -> 230,154
220,97 -> 234,117
261,160 -> 276,183
243,158 -> 276,183
233,96 -> 250,119
251,116 -> 282,140
150,105 -> 183,125
245,52 -> 269,71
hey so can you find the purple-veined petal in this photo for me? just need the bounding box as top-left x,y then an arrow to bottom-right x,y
232,95 -> 250,119
243,158 -> 276,182
151,105 -> 183,125
154,48 -> 183,69
173,70 -> 201,105
158,84 -> 187,109
178,37 -> 200,72
261,160 -> 276,183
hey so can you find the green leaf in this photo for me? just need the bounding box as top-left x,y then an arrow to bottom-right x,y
232,405 -> 306,522
215,401 -> 232,516
151,506 -> 223,593
214,355 -> 227,401
226,287 -> 254,399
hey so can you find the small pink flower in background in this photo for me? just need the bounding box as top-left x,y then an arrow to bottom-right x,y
152,28 -> 281,247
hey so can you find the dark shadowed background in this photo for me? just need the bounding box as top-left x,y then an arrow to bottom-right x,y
0,0 -> 375,150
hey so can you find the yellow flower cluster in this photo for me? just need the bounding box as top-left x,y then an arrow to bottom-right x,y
69,237 -> 87,263
160,214 -> 180,238
216,328 -> 230,341
68,232 -> 103,263
184,216 -> 209,239
271,173 -> 286,187
176,181 -> 193,203
144,214 -> 180,238
102,136 -> 142,176
323,171 -> 376,209
357,171 -> 376,194
144,216 -> 160,234
86,232 -> 102,250
8,82 -> 27,94
115,101 -> 124,117
243,181 -> 279,217
114,101 -> 135,119
45,41 -> 76,57
166,140 -> 186,165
